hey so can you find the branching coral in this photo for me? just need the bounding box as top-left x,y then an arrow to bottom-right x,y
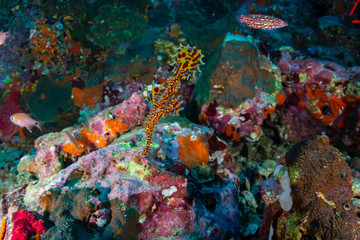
142,45 -> 204,155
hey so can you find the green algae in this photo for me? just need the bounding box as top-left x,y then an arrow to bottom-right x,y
115,159 -> 151,180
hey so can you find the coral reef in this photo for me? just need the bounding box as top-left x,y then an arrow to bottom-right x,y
0,91 -> 23,141
90,4 -> 148,49
274,48 -> 360,149
23,77 -> 73,122
0,0 -> 359,239
0,91 -> 247,239
194,33 -> 282,142
260,135 -> 360,239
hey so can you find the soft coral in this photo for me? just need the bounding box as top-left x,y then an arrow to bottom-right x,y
11,210 -> 46,240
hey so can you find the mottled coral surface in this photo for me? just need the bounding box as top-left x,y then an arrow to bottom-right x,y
261,135 -> 360,240
285,135 -> 360,239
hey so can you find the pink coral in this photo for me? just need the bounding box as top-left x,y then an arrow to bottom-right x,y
89,120 -> 104,136
34,146 -> 60,179
11,210 -> 46,240
112,93 -> 147,128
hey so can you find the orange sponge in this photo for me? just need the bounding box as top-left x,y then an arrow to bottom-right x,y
178,135 -> 209,169
104,119 -> 128,138
62,142 -> 83,156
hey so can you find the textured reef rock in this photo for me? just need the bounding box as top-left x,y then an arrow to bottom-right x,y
260,135 -> 360,239
275,48 -> 360,152
1,92 -> 243,239
192,32 -> 282,142
203,33 -> 261,107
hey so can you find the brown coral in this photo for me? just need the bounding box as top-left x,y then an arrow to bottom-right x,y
284,135 -> 360,239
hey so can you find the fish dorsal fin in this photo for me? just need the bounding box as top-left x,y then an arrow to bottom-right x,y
169,44 -> 205,81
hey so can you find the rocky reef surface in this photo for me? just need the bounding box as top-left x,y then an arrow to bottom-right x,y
0,0 -> 359,239
1,92 -> 360,239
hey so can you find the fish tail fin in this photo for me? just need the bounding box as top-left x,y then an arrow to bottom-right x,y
240,15 -> 247,23
35,122 -> 43,131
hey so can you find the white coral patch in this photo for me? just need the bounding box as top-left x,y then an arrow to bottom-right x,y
161,185 -> 177,197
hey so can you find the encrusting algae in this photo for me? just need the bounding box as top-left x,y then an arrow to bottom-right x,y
62,118 -> 128,156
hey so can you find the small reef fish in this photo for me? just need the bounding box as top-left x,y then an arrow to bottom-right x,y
166,23 -> 183,38
10,113 -> 42,132
64,131 -> 81,152
238,14 -> 288,30
0,30 -> 9,45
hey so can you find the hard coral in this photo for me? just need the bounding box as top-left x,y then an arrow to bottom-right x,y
11,210 -> 46,240
286,135 -> 360,239
260,135 -> 360,239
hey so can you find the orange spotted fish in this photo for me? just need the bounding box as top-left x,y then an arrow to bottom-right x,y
10,113 -> 42,132
239,14 -> 288,30
142,44 -> 204,156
